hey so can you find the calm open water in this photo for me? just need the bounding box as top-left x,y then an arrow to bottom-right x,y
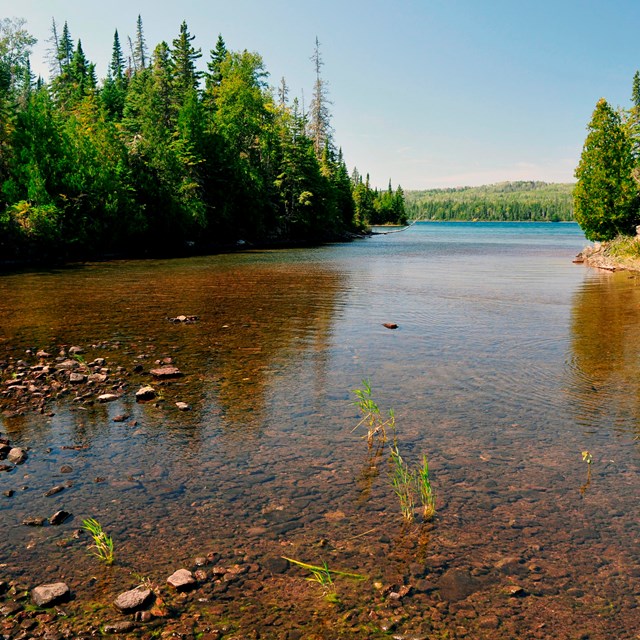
0,222 -> 638,638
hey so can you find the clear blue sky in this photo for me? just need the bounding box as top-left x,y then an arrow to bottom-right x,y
3,0 -> 640,189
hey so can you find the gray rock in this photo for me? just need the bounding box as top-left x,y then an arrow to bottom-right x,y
31,582 -> 70,607
69,372 -> 87,384
167,568 -> 196,591
113,587 -> 152,613
8,448 -> 27,464
135,386 -> 156,401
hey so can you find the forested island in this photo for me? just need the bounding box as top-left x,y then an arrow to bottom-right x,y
406,181 -> 574,222
0,17 -> 406,263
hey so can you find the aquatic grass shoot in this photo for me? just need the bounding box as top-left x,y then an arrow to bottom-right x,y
282,556 -> 366,601
82,518 -> 114,565
580,450 -> 593,495
390,444 -> 415,523
417,454 -> 436,521
353,379 -> 395,449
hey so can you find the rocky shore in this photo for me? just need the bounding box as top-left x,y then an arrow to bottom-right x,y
574,239 -> 640,272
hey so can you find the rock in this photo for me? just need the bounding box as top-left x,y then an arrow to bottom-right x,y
167,569 -> 196,591
0,443 -> 10,459
113,587 -> 153,613
60,465 -> 73,473
113,414 -> 129,422
438,568 -> 481,602
49,510 -> 71,525
135,386 -> 156,401
0,463 -> 13,472
150,366 -> 183,379
264,557 -> 289,574
23,517 -> 45,526
31,583 -> 70,607
102,621 -> 136,634
98,393 -> 119,403
68,346 -> 84,355
3,489 -> 14,497
175,402 -> 191,411
8,448 -> 27,464
69,373 -> 87,384
36,350 -> 51,358
44,485 -> 65,497
382,322 -> 398,329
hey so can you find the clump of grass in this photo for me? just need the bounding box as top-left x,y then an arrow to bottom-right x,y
605,235 -> 640,260
390,444 -> 415,523
353,379 -> 395,449
417,454 -> 436,520
82,518 -> 114,565
354,381 -> 436,523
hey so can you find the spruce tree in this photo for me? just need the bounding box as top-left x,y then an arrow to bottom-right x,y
574,98 -> 639,240
308,37 -> 333,159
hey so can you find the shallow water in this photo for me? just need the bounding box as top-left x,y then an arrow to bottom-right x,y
1,222 -> 639,638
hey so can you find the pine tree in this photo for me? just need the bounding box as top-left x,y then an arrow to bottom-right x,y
574,98 -> 639,240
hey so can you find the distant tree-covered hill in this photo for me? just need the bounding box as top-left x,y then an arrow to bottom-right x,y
406,181 -> 574,222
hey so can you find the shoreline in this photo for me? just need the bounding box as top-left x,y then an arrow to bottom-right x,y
574,239 -> 640,273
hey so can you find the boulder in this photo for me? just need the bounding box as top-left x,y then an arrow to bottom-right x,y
113,587 -> 153,613
31,582 -> 70,607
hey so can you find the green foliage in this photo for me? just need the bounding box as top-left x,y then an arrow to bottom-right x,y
0,20 -> 396,261
82,518 -> 114,565
574,98 -> 639,241
405,181 -> 574,222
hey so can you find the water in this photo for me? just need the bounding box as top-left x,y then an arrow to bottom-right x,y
0,222 -> 638,639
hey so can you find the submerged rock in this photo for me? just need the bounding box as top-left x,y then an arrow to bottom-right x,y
383,322 -> 398,329
113,587 -> 153,613
49,510 -> 71,525
150,365 -> 183,379
31,582 -> 70,607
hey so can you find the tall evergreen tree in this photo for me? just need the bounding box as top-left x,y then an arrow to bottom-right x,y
171,21 -> 202,103
308,37 -> 333,159
574,98 -> 639,240
133,15 -> 147,71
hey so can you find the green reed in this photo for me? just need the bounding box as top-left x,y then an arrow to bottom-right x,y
82,518 -> 114,565
353,379 -> 395,449
354,381 -> 436,523
390,445 -> 415,523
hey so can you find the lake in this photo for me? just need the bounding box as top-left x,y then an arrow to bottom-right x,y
1,222 -> 639,639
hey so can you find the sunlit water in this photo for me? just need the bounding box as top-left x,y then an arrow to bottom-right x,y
0,222 -> 638,638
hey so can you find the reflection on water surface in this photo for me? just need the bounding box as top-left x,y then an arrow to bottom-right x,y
0,223 -> 638,639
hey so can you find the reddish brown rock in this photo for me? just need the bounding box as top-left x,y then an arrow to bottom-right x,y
150,366 -> 183,379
